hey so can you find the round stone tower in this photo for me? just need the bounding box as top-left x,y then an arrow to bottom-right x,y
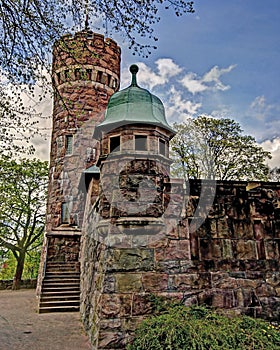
37,31 -> 120,304
47,30 -> 121,232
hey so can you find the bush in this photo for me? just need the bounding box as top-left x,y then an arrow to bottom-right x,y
127,304 -> 280,350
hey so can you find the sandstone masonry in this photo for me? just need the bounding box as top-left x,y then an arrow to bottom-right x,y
38,30 -> 280,349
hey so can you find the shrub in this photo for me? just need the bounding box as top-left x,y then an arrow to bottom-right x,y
127,304 -> 280,350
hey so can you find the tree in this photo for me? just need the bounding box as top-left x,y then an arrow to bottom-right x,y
171,116 -> 271,181
269,167 -> 280,182
0,86 -> 40,156
0,157 -> 48,289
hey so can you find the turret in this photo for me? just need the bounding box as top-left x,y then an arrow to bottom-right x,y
94,65 -> 175,235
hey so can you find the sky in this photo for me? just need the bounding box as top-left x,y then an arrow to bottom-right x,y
31,0 -> 280,168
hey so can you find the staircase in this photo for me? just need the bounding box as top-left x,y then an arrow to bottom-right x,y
39,261 -> 80,313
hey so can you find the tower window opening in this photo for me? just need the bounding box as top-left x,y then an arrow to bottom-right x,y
135,135 -> 147,151
107,75 -> 111,87
96,71 -> 103,83
56,72 -> 62,84
86,69 -> 92,80
110,135 -> 120,153
159,139 -> 166,156
75,68 -> 81,80
101,73 -> 107,84
64,69 -> 70,81
61,202 -> 70,224
65,135 -> 73,155
111,77 -> 116,89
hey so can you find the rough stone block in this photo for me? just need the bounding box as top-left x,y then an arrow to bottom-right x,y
142,273 -> 168,292
106,248 -> 154,272
131,294 -> 153,316
100,293 -> 132,318
155,239 -> 190,261
115,273 -> 142,293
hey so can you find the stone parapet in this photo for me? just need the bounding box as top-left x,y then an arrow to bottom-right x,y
80,179 -> 280,349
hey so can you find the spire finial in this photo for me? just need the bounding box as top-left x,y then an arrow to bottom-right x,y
130,64 -> 139,87
85,0 -> 89,30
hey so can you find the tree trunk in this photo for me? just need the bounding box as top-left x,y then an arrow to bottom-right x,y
12,252 -> 25,290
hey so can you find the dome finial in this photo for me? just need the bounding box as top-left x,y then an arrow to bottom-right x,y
130,64 -> 139,87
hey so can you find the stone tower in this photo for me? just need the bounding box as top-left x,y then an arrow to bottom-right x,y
47,30 -> 121,231
37,30 -> 121,304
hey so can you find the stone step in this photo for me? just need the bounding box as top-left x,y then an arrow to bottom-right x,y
45,272 -> 80,277
46,263 -> 79,268
45,267 -> 80,272
38,305 -> 80,314
39,300 -> 80,308
40,295 -> 80,302
43,277 -> 80,283
43,279 -> 80,287
40,290 -> 80,297
42,286 -> 80,293
47,261 -> 79,265
39,263 -> 81,313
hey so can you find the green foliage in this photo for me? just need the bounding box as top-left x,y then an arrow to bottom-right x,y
0,86 -> 39,156
127,304 -> 280,350
269,167 -> 280,182
0,249 -> 41,280
0,156 -> 48,287
171,116 -> 271,181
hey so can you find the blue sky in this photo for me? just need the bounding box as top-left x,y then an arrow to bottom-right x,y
117,0 -> 280,167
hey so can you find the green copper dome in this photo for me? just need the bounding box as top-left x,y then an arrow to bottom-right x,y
94,65 -> 175,137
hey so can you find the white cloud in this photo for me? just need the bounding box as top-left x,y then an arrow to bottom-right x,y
179,72 -> 207,94
18,72 -> 52,161
260,137 -> 280,169
156,58 -> 182,79
180,64 -> 236,95
166,86 -> 201,121
249,95 -> 274,121
121,58 -> 182,90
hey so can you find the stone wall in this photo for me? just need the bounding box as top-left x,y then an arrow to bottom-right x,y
0,279 -> 37,290
80,179 -> 280,349
46,232 -> 81,263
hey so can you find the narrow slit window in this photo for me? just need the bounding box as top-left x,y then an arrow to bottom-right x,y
159,139 -> 166,156
135,135 -> 147,151
75,68 -> 81,80
86,69 -> 92,80
110,136 -> 120,153
66,135 -> 73,155
96,71 -> 103,83
111,77 -> 117,89
107,74 -> 111,87
64,69 -> 70,81
57,72 -> 62,84
61,202 -> 70,224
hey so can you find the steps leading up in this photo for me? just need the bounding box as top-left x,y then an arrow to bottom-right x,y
39,262 -> 80,313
